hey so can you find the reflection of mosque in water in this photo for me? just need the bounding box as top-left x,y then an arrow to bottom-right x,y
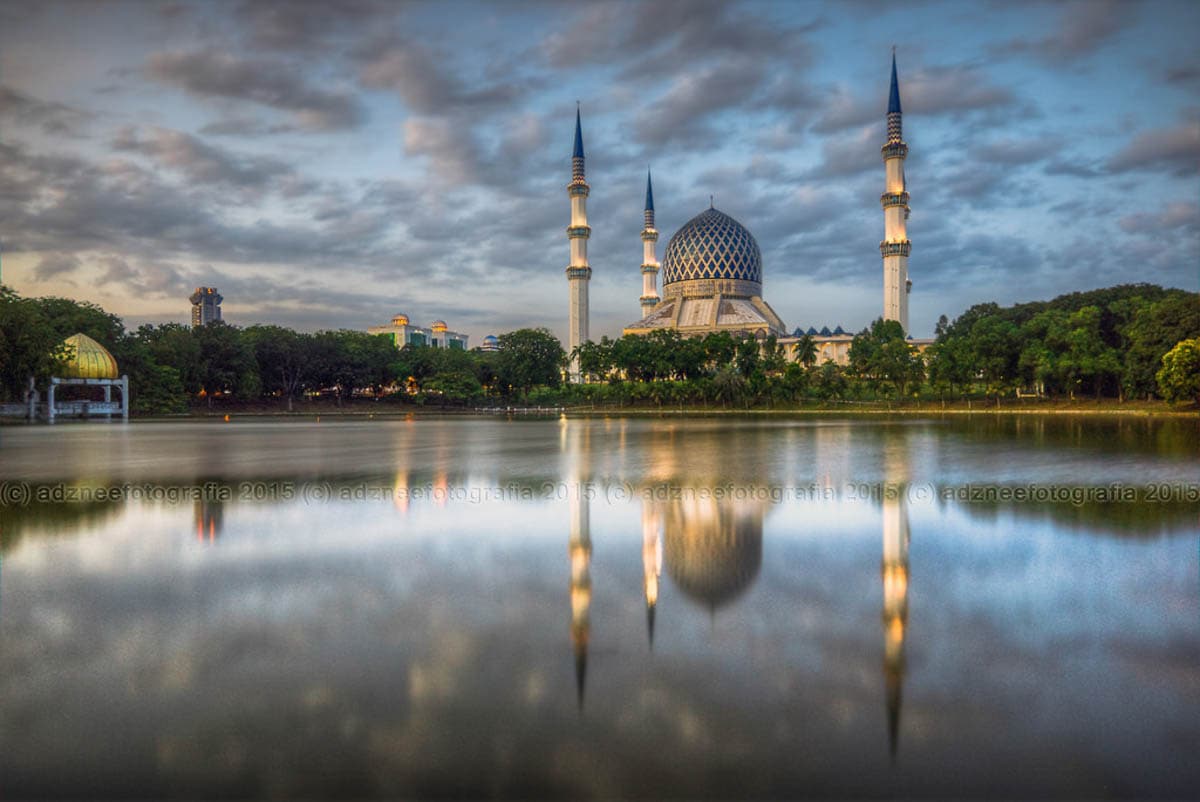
563,429 -> 912,762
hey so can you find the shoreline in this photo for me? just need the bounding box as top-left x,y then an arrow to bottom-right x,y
7,403 -> 1196,423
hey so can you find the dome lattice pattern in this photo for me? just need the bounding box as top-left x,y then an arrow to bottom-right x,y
661,208 -> 762,287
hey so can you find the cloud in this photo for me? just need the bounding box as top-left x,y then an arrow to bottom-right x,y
812,63 -> 1017,134
111,125 -> 293,191
358,40 -> 523,116
994,0 -> 1133,64
233,0 -> 383,52
145,48 -> 365,130
632,58 -> 768,147
0,84 -> 91,136
32,252 -> 82,281
1118,201 -> 1199,235
1106,120 -> 1200,176
807,124 -> 877,178
974,137 -> 1064,166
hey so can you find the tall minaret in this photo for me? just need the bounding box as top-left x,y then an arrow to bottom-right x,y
639,170 -> 660,316
566,105 -> 592,381
880,50 -> 912,334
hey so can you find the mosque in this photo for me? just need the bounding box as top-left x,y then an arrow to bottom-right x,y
565,54 -> 927,379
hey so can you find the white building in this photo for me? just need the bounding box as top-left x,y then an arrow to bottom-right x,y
368,314 -> 468,350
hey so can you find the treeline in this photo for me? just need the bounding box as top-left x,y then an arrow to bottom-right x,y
924,284 -> 1199,402
2,282 -> 1197,413
0,286 -> 567,412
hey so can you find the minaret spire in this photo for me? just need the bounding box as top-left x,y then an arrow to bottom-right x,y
566,104 -> 592,381
639,169 -> 661,315
880,51 -> 911,333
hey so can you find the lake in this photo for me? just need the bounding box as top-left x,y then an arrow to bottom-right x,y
1,415 -> 1197,798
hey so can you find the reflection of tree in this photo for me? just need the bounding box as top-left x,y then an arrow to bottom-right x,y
0,498 -> 123,551
950,494 -> 1197,538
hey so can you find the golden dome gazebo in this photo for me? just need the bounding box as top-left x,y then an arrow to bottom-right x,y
46,333 -> 129,421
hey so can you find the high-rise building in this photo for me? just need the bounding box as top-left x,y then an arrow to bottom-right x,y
190,287 -> 223,327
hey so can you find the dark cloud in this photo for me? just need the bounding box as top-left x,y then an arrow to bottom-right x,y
0,85 -> 92,136
233,0 -> 383,52
198,116 -> 296,137
632,58 -> 768,147
807,125 -> 878,178
111,126 -> 294,191
31,252 -> 82,281
145,48 -> 365,130
358,40 -> 524,116
994,0 -> 1133,64
1106,120 -> 1200,176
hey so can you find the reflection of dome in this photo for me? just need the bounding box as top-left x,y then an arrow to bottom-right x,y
661,208 -> 762,289
60,333 -> 118,379
663,500 -> 763,610
431,320 -> 448,332
392,313 -> 409,326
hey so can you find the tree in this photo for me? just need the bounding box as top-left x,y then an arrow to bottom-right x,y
194,322 -> 259,405
1156,339 -> 1200,405
794,334 -> 818,368
0,286 -> 69,399
244,325 -> 313,411
423,370 -> 483,405
497,328 -> 565,398
1123,294 -> 1200,399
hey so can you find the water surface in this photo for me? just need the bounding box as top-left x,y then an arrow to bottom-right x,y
1,416 -> 1197,798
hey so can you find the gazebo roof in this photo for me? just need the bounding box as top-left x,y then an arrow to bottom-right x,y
60,333 -> 119,379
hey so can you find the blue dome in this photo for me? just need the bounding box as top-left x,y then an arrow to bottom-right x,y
661,208 -> 762,288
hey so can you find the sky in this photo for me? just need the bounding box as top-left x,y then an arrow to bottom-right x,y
1,0 -> 1197,343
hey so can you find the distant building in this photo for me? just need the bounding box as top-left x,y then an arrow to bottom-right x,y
368,313 -> 468,350
479,334 -> 500,352
190,287 -> 222,327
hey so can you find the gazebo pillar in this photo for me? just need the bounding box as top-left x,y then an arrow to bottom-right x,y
47,379 -> 57,423
121,375 -> 129,420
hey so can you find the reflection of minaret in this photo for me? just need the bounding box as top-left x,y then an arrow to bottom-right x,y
194,498 -> 224,542
569,488 -> 591,710
881,440 -> 911,761
641,503 -> 662,648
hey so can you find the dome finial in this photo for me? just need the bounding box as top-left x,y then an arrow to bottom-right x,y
709,194 -> 714,210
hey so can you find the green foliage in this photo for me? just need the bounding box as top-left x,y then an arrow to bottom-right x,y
1156,339 -> 1200,404
423,370 -> 483,404
497,328 -> 564,398
0,285 -> 69,399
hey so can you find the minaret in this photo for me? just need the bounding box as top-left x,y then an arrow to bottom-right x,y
639,170 -> 660,315
569,487 -> 592,710
880,50 -> 911,334
566,105 -> 592,381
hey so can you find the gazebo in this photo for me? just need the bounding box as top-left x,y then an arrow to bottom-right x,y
46,333 -> 129,421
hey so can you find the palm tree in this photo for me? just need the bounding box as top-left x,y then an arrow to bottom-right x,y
796,334 -> 818,368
